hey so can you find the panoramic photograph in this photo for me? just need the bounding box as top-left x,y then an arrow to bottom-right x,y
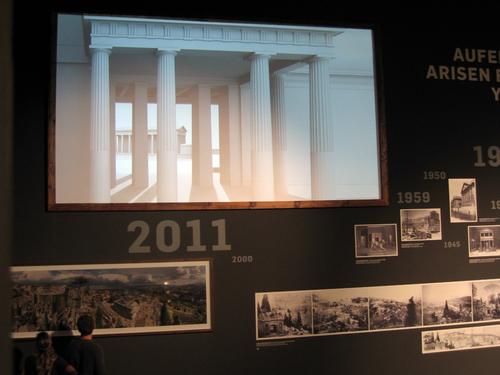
11,261 -> 211,338
422,282 -> 472,326
312,288 -> 369,334
368,284 -> 422,330
468,325 -> 500,349
422,327 -> 473,353
423,325 -> 500,354
256,291 -> 313,339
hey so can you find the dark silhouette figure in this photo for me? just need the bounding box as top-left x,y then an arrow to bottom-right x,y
24,331 -> 76,375
67,315 -> 106,375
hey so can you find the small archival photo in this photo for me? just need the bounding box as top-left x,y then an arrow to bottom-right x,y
449,178 -> 478,223
422,281 -> 472,326
354,224 -> 398,258
400,208 -> 442,241
368,284 -> 423,331
312,287 -> 369,334
472,279 -> 500,322
422,327 -> 473,354
468,225 -> 500,258
256,291 -> 313,340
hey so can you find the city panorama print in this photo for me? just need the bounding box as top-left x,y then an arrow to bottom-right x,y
11,261 -> 211,338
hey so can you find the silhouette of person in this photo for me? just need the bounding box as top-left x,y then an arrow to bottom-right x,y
24,331 -> 76,375
67,315 -> 105,375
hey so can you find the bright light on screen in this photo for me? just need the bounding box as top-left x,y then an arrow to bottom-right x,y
53,14 -> 382,207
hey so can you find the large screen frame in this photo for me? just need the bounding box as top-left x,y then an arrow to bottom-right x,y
48,12 -> 388,211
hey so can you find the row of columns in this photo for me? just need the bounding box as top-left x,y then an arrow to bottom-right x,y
89,48 -> 334,203
115,133 -> 132,153
116,133 -> 187,155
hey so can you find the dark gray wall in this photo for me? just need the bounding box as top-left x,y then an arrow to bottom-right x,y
10,3 -> 500,375
1,0 -> 13,373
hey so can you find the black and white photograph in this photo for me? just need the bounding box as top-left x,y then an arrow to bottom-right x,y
256,291 -> 312,339
11,261 -> 211,339
422,325 -> 500,354
400,209 -> 442,241
354,224 -> 398,258
449,178 -> 478,223
368,284 -> 422,330
422,327 -> 473,353
472,279 -> 500,322
51,14 -> 384,210
312,288 -> 369,334
468,225 -> 500,258
422,282 -> 472,326
468,325 -> 500,349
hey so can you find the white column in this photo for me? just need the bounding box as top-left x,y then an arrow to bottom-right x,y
89,48 -> 111,203
218,85 -> 242,186
250,53 -> 274,201
109,82 -> 116,188
157,49 -> 177,202
271,73 -> 287,198
191,84 -> 213,187
228,85 -> 242,186
309,56 -> 334,199
133,82 -> 149,189
239,83 -> 252,187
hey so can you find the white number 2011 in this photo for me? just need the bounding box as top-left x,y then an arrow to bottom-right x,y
128,219 -> 231,253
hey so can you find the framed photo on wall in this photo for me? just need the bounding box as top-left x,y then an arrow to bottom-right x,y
48,13 -> 388,211
400,209 -> 442,242
354,223 -> 398,258
468,225 -> 500,257
11,260 -> 212,338
449,178 -> 478,223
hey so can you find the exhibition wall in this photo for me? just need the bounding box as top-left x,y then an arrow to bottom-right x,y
9,3 -> 500,375
1,0 -> 13,373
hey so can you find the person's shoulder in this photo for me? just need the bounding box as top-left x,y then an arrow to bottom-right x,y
77,338 -> 103,351
83,339 -> 104,357
89,339 -> 104,351
68,337 -> 81,344
67,337 -> 83,350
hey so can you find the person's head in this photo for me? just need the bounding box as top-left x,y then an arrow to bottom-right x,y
77,314 -> 95,337
35,331 -> 51,353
